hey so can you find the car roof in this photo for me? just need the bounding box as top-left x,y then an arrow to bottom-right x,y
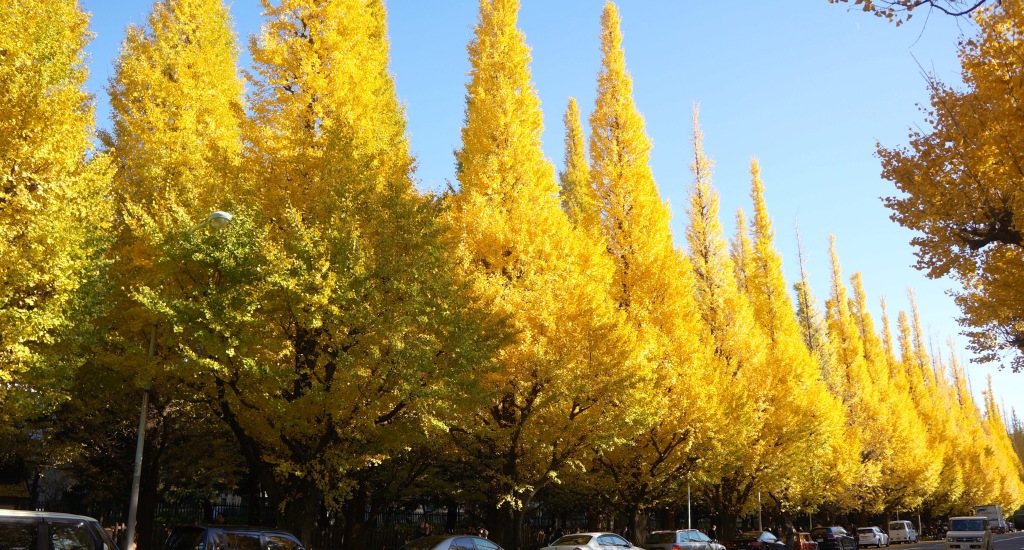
0,510 -> 102,522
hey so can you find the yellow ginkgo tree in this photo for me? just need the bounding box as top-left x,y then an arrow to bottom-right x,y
0,0 -> 111,439
879,0 -> 1024,372
584,3 -> 713,539
445,0 -> 650,547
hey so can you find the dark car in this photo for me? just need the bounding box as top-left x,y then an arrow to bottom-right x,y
724,531 -> 786,550
645,529 -> 721,550
400,535 -> 503,550
0,509 -> 119,550
164,525 -> 304,550
809,527 -> 857,550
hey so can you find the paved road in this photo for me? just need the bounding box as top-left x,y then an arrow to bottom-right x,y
874,533 -> 1024,550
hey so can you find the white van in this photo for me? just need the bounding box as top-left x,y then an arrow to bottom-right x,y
889,520 -> 918,544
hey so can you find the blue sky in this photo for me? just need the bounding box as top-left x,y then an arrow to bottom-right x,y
79,1 -> 1024,420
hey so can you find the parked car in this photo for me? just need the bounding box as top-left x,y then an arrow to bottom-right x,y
797,532 -> 819,550
888,521 -> 918,544
0,509 -> 119,550
542,532 -> 641,550
809,527 -> 857,550
724,531 -> 786,550
858,526 -> 889,547
644,529 -> 719,550
164,525 -> 304,550
400,535 -> 503,550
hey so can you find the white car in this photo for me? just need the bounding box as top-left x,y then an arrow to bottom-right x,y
858,527 -> 889,547
543,532 -> 641,549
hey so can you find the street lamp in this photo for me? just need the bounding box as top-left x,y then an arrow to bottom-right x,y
124,210 -> 233,550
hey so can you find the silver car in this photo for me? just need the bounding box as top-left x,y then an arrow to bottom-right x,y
645,529 -> 722,550
857,527 -> 889,548
399,535 -> 503,550
543,532 -> 640,549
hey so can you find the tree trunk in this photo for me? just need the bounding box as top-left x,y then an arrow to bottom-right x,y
282,477 -> 320,546
341,485 -> 369,550
136,433 -> 161,550
487,504 -> 511,549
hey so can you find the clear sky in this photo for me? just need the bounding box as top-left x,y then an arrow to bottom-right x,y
79,1 -> 1024,421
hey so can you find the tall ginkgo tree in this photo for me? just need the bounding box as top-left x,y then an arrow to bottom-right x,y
740,161 -> 852,516
848,276 -> 937,514
686,108 -> 772,534
446,0 -> 650,547
0,0 -> 111,459
195,1 -> 505,545
102,0 -> 246,542
558,97 -> 598,232
584,3 -> 712,538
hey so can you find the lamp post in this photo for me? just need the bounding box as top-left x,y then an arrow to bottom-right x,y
124,211 -> 233,550
753,491 -> 761,532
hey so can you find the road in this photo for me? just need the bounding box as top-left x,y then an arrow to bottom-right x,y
877,533 -> 1024,550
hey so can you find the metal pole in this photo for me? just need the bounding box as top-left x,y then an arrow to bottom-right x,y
125,323 -> 156,550
687,481 -> 691,529
758,492 -> 762,532
123,212 -> 232,550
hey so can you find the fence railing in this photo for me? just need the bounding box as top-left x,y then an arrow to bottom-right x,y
92,499 -> 637,550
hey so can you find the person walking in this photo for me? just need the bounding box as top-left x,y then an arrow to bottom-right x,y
710,525 -> 718,541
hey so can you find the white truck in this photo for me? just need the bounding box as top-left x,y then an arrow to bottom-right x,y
972,505 -> 1007,534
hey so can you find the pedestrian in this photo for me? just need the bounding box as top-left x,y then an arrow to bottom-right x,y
709,525 -> 718,541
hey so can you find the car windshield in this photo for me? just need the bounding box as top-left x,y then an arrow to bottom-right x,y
858,529 -> 873,534
646,533 -> 677,543
950,519 -> 986,532
889,524 -> 905,531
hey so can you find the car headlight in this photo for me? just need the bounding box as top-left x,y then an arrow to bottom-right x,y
974,538 -> 983,542
946,537 -> 954,542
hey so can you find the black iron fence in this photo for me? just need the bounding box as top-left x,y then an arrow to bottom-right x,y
90,499 -> 635,550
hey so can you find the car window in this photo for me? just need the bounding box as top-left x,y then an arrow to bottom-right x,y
266,533 -> 302,550
450,538 -> 476,550
226,532 -> 260,550
760,533 -> 777,542
474,538 -> 500,550
646,533 -> 676,544
695,532 -> 712,542
49,521 -> 96,550
602,532 -> 626,544
553,535 -> 592,546
0,519 -> 38,550
401,536 -> 447,550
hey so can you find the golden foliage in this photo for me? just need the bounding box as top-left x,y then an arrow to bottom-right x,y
879,0 -> 1024,371
0,0 -> 111,426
